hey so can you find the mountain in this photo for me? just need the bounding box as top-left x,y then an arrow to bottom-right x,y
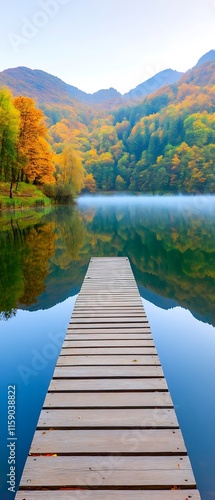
0,67 -> 85,104
0,66 -> 184,107
195,49 -> 215,67
180,60 -> 215,87
0,50 -> 214,108
178,49 -> 215,87
124,69 -> 183,100
0,66 -> 121,106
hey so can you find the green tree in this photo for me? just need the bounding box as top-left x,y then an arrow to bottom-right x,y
0,88 -> 20,195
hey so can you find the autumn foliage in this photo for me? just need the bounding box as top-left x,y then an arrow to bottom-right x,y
0,90 -> 87,201
43,63 -> 215,194
14,96 -> 55,186
1,60 -> 215,198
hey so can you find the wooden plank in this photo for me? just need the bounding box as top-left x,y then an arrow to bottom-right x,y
30,429 -> 187,454
72,312 -> 147,317
63,339 -> 154,346
49,378 -> 167,392
57,355 -> 160,366
75,300 -> 143,303
77,285 -> 141,288
80,281 -> 138,284
77,292 -> 140,295
78,287 -> 139,290
15,490 -> 202,500
65,334 -> 153,340
60,347 -> 157,355
73,307 -> 145,311
81,282 -> 138,285
72,304 -> 144,308
38,408 -> 178,428
79,292 -> 139,295
18,455 -> 195,487
75,292 -> 143,296
69,318 -> 149,324
69,324 -> 148,331
80,290 -> 139,293
53,365 -> 164,378
68,326 -> 150,333
78,288 -> 140,296
44,392 -> 173,408
81,304 -> 147,307
84,269 -> 134,272
76,291 -> 140,296
82,276 -> 135,279
80,287 -> 138,290
85,270 -> 133,273
66,328 -> 152,334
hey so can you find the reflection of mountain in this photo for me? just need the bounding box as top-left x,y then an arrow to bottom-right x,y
0,197 -> 215,326
138,285 -> 178,310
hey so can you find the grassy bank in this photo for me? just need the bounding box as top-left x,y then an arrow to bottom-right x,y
0,183 -> 51,210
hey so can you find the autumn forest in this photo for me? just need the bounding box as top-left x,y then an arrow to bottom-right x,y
1,56 -> 215,203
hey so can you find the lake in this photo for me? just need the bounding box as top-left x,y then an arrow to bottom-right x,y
0,194 -> 215,500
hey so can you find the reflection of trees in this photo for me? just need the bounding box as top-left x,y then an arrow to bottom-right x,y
19,224 -> 56,306
7,206 -> 88,312
51,207 -> 85,269
0,219 -> 56,317
79,202 -> 215,325
1,199 -> 215,326
32,207 -> 88,310
0,229 -> 24,318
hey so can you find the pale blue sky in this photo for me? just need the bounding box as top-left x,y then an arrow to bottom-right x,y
1,0 -> 215,94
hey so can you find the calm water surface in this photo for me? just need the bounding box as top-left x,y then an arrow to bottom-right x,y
0,194 -> 215,499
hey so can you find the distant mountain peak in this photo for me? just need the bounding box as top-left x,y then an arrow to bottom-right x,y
88,87 -> 121,104
123,69 -> 183,101
195,50 -> 215,67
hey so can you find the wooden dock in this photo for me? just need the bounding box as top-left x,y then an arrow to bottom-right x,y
16,257 -> 201,499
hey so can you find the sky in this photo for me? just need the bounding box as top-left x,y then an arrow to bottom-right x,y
0,0 -> 215,94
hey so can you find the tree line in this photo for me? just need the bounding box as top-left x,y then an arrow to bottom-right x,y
44,68 -> 215,194
81,82 -> 215,193
1,61 -> 215,197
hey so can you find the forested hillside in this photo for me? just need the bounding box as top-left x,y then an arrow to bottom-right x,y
47,58 -> 215,194
1,52 -> 215,197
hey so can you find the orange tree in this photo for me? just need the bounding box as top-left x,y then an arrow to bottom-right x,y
14,96 -> 55,189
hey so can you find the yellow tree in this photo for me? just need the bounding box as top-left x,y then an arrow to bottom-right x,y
57,145 -> 85,196
83,173 -> 97,193
14,96 -> 55,185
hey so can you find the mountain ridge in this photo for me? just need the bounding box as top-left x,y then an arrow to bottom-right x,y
0,49 -> 214,106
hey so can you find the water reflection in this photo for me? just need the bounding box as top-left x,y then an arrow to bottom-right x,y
0,195 -> 215,500
0,220 -> 56,319
0,195 -> 215,325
